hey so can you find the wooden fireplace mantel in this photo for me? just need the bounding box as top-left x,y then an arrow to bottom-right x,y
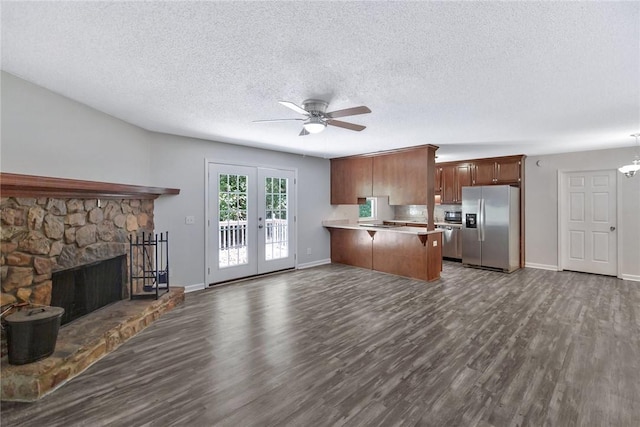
0,173 -> 180,199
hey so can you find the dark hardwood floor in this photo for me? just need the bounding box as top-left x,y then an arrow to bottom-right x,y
2,262 -> 639,426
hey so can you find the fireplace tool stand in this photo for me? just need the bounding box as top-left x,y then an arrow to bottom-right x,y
129,232 -> 170,300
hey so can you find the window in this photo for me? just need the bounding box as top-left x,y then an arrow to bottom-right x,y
359,197 -> 377,219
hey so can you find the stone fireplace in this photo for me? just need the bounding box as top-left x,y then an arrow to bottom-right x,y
0,173 -> 184,401
1,196 -> 154,352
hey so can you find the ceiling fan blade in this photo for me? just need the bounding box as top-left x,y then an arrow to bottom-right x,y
299,128 -> 310,136
327,119 -> 366,132
325,106 -> 371,119
279,101 -> 309,116
253,118 -> 304,123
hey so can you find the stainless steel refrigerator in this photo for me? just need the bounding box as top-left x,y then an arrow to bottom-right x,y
461,185 -> 520,272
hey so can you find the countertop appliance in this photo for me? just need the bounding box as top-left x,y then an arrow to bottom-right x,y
436,210 -> 462,259
462,185 -> 519,272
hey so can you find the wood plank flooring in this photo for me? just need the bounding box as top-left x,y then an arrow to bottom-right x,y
2,262 -> 639,426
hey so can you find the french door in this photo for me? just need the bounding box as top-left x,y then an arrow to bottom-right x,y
208,163 -> 296,284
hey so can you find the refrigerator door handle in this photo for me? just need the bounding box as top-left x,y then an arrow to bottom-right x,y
477,199 -> 482,241
480,198 -> 485,242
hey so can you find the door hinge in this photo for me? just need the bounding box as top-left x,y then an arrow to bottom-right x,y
208,267 -> 210,274
294,215 -> 297,222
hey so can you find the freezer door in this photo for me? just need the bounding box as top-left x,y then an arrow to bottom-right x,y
461,186 -> 482,266
480,185 -> 512,270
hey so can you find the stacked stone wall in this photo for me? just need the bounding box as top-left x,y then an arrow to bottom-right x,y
1,197 -> 154,307
1,197 -> 155,358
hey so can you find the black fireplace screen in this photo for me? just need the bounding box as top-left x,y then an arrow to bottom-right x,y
51,255 -> 126,326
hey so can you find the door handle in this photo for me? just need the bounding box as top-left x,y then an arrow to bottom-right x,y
610,226 -> 616,231
258,225 -> 264,229
477,199 -> 482,242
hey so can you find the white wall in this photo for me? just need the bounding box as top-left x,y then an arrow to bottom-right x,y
1,72 -> 333,288
1,71 -> 153,184
148,132 -> 332,287
525,148 -> 640,281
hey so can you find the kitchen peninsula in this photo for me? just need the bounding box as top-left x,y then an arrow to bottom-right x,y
323,220 -> 443,282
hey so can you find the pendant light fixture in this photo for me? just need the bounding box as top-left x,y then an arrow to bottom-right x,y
618,133 -> 640,178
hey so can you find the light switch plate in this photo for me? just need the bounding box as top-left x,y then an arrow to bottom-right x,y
432,240 -> 437,247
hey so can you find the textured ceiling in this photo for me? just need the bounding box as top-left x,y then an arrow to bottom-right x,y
2,1 -> 639,161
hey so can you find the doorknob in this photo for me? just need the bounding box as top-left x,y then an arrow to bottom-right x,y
610,226 -> 616,231
258,225 -> 264,229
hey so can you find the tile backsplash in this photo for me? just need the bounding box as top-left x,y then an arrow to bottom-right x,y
394,204 -> 462,222
394,205 -> 427,221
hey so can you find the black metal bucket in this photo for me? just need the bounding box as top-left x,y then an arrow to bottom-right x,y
5,306 -> 65,365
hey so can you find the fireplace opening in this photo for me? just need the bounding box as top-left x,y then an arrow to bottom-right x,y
51,255 -> 126,326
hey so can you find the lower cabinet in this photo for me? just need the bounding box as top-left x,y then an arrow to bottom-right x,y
328,228 -> 442,281
329,228 -> 373,269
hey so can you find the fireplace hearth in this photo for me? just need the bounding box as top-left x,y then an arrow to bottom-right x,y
0,173 -> 183,401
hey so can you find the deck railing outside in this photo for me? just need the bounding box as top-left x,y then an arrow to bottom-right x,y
219,219 -> 288,267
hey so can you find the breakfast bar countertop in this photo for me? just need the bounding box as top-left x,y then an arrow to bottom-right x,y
322,220 -> 443,235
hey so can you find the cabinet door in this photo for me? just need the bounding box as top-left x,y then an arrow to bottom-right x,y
373,148 -> 428,205
435,167 -> 442,194
455,164 -> 472,202
495,159 -> 521,184
472,162 -> 496,186
330,157 -> 372,204
440,165 -> 456,204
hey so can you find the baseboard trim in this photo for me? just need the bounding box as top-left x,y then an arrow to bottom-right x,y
297,259 -> 331,270
621,274 -> 640,282
183,283 -> 205,293
524,262 -> 559,271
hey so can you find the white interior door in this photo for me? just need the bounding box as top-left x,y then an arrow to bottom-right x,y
561,170 -> 617,276
208,163 -> 296,284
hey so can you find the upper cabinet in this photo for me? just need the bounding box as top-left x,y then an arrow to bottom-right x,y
440,163 -> 471,204
471,156 -> 523,186
330,156 -> 373,204
372,146 -> 435,205
330,145 -> 437,206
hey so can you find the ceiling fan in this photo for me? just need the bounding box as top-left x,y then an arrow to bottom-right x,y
254,99 -> 371,136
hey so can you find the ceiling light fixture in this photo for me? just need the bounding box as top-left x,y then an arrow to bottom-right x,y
303,116 -> 326,134
618,133 -> 640,178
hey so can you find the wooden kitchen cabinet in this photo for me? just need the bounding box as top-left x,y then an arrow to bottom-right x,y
434,166 -> 442,195
330,145 -> 438,228
495,158 -> 522,183
328,227 -> 373,269
471,161 -> 496,186
330,156 -> 373,204
373,146 -> 435,205
439,163 -> 471,204
326,226 -> 443,282
471,156 -> 523,186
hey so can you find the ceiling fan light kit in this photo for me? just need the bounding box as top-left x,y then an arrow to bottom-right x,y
303,116 -> 327,134
618,133 -> 640,178
255,98 -> 371,136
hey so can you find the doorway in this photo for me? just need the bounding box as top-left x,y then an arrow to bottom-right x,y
559,169 -> 617,276
207,163 -> 296,284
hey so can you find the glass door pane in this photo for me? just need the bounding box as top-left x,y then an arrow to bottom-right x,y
218,173 -> 249,268
264,176 -> 289,261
